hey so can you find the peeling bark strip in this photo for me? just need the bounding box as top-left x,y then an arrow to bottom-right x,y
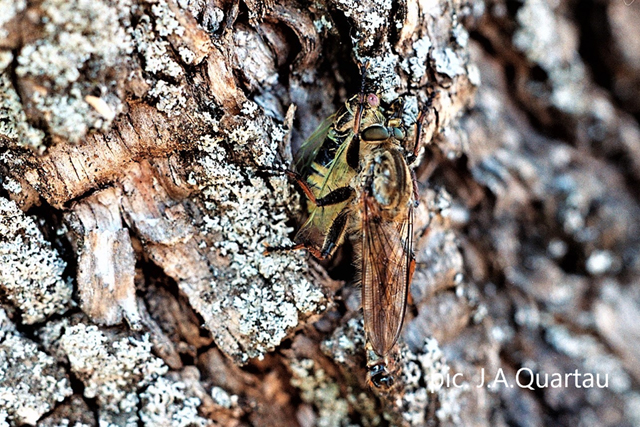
1,0 -> 640,425
66,187 -> 141,328
6,103 -> 205,209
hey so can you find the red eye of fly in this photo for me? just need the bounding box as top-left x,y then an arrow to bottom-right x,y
367,93 -> 379,107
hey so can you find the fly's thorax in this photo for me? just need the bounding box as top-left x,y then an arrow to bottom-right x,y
363,148 -> 413,217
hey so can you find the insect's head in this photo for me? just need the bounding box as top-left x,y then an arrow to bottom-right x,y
351,90 -> 383,135
357,95 -> 409,145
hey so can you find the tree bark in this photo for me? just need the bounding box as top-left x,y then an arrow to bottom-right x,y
1,0 -> 639,426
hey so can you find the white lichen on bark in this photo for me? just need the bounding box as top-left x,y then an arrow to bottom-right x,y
289,358 -> 351,427
15,0 -> 131,145
0,0 -> 637,424
397,339 -> 451,424
0,0 -> 25,40
193,126 -> 327,362
0,198 -> 72,323
0,308 -> 72,425
139,375 -> 212,427
42,321 -> 169,426
0,52 -> 46,151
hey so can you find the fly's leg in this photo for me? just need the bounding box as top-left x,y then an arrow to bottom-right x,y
346,134 -> 361,171
411,169 -> 420,207
259,167 -> 354,206
319,205 -> 350,258
407,89 -> 439,165
353,61 -> 371,134
265,205 -> 351,259
264,243 -> 326,259
278,169 -> 354,207
261,167 -> 353,258
406,108 -> 428,166
407,90 -> 438,204
316,186 -> 355,206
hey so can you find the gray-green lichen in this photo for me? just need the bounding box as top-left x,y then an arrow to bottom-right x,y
0,197 -> 72,324
395,339 -> 462,426
328,0 -> 401,100
210,385 -> 237,409
289,358 -> 352,427
332,0 -> 477,106
0,53 -> 46,152
191,106 -> 326,362
323,324 -> 464,426
132,15 -> 183,78
365,52 -> 402,102
0,308 -> 73,425
333,0 -> 392,48
15,0 -> 132,144
177,0 -> 209,21
51,322 -> 168,425
318,319 -> 383,425
131,5 -> 188,114
0,175 -> 22,195
147,80 -> 187,115
319,320 -> 466,425
321,317 -> 367,365
139,376 -> 212,427
402,36 -> 432,83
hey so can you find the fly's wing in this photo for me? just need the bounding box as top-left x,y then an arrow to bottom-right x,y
294,114 -> 335,173
361,197 -> 414,356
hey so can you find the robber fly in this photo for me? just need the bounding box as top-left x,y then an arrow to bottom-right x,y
267,68 -> 430,388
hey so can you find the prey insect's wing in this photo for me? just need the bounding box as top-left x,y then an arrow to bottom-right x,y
294,134 -> 356,251
361,196 -> 414,356
294,114 -> 336,173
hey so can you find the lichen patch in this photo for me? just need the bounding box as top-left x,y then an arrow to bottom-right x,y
0,198 -> 72,324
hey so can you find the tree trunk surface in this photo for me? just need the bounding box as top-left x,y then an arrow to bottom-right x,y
1,0 -> 639,426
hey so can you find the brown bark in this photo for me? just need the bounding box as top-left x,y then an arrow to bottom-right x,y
1,0 -> 639,426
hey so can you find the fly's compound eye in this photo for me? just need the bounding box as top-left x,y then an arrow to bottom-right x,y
366,93 -> 379,108
361,124 -> 390,142
392,127 -> 405,140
